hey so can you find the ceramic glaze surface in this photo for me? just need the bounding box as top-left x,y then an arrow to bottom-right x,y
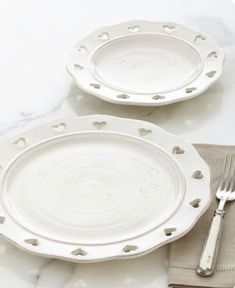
67,20 -> 224,106
0,115 -> 210,262
91,34 -> 202,94
1,0 -> 234,286
4,132 -> 184,244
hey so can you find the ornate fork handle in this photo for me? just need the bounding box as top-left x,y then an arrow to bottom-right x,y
197,208 -> 225,276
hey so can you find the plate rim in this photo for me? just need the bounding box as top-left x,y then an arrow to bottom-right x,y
0,115 -> 211,262
67,20 -> 224,106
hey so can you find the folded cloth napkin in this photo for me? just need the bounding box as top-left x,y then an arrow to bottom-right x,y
168,144 -> 235,288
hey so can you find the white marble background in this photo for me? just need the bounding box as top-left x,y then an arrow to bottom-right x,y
0,0 -> 235,287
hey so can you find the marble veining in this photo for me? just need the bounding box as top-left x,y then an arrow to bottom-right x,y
0,0 -> 235,287
0,238 -> 167,288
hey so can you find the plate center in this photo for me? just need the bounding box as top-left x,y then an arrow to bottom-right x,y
91,34 -> 202,94
3,132 -> 185,244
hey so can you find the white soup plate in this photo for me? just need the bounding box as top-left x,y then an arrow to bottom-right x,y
67,20 -> 224,106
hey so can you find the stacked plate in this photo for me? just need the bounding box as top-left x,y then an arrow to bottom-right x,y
0,20 -> 224,262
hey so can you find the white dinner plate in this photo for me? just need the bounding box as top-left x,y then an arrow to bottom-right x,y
67,20 -> 224,106
0,115 -> 210,262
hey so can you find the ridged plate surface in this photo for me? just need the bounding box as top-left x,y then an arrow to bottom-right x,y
67,20 -> 224,106
0,115 -> 210,262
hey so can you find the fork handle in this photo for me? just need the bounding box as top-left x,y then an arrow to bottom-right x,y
197,209 -> 225,276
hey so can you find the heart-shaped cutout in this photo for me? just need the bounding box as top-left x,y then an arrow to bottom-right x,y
25,239 -> 39,246
164,227 -> 176,236
71,248 -> 87,256
90,83 -> 101,89
128,25 -> 140,33
93,121 -> 107,129
117,94 -> 129,99
172,146 -> 184,154
163,24 -> 175,33
192,170 -> 203,179
0,216 -> 5,224
207,51 -> 218,59
138,128 -> 152,136
123,245 -> 138,253
98,32 -> 109,41
185,87 -> 197,94
206,70 -> 216,78
52,123 -> 67,133
152,95 -> 165,100
194,35 -> 206,43
78,45 -> 88,54
13,137 -> 26,148
74,64 -> 84,70
190,198 -> 201,208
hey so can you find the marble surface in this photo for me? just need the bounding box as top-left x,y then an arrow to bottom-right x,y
0,0 -> 235,287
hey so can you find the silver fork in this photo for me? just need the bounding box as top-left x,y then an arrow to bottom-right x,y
197,154 -> 235,276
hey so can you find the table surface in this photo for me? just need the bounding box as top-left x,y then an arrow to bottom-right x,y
0,0 -> 235,287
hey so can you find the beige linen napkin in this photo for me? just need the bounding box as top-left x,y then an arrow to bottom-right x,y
168,144 -> 235,288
